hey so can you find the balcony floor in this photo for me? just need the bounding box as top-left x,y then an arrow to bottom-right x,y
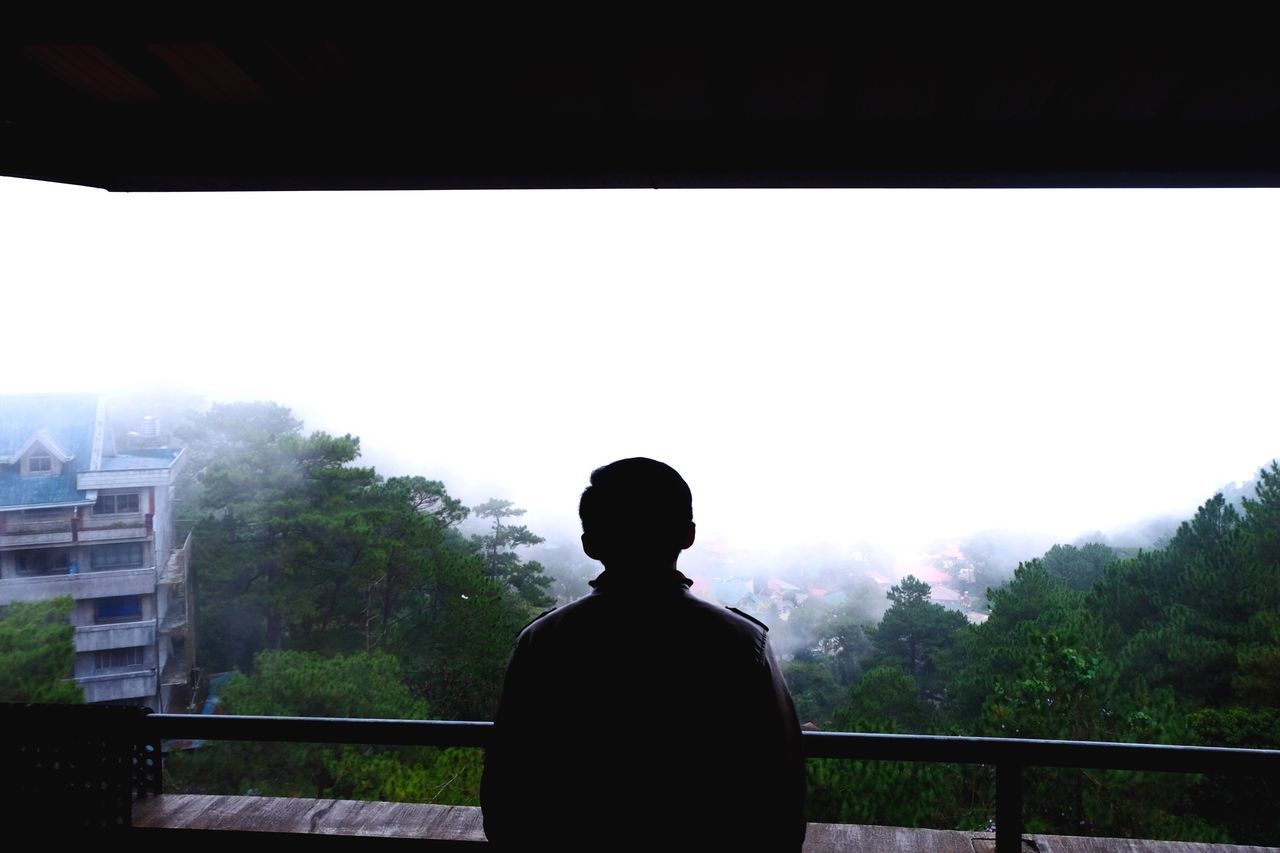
133,795 -> 1278,851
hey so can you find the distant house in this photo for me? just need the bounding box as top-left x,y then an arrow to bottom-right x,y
928,584 -> 966,611
0,395 -> 192,709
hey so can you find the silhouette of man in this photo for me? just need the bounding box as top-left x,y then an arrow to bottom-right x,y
481,458 -> 806,851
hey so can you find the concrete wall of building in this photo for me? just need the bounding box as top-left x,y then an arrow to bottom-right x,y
1,432 -> 182,709
70,593 -> 156,626
152,478 -> 181,686
74,643 -> 156,679
80,670 -> 157,705
154,483 -> 175,566
0,507 -> 77,553
80,539 -> 154,571
0,566 -> 157,605
156,584 -> 172,674
74,619 -> 157,652
80,491 -> 145,523
0,529 -> 75,549
0,543 -> 73,579
80,487 -> 149,533
78,470 -> 170,490
79,526 -> 149,543
0,527 -> 153,579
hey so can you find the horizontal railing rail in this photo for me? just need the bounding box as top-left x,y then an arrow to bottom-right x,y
3,518 -> 74,534
151,714 -> 493,748
148,714 -> 1280,853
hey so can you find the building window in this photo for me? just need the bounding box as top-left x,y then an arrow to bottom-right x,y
15,548 -> 72,577
94,596 -> 143,624
94,493 -> 140,515
90,542 -> 145,571
94,646 -> 146,669
28,453 -> 52,473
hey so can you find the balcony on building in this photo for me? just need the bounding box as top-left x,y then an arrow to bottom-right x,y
74,618 -> 157,652
0,565 -> 157,606
76,669 -> 158,704
0,507 -> 75,547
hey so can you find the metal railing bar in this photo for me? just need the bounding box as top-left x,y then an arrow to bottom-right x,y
145,713 -> 1280,850
996,762 -> 1023,853
802,731 -> 1280,774
150,714 -> 493,748
148,714 -> 1280,776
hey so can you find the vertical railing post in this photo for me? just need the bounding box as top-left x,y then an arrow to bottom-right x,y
996,761 -> 1023,853
134,708 -> 162,800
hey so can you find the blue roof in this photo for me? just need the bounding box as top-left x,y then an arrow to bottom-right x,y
0,394 -> 99,509
100,448 -> 183,470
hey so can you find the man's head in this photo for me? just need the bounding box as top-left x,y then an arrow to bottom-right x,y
579,457 -> 695,567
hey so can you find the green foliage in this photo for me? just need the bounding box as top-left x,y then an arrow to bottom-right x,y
222,649 -> 428,718
867,575 -> 966,700
815,467 -> 1280,842
783,660 -> 843,727
1039,542 -> 1117,592
805,758 -> 977,829
390,546 -> 530,720
324,747 -> 485,804
1186,705 -> 1280,749
834,666 -> 930,733
0,597 -> 82,703
470,498 -> 553,608
187,412 -> 375,667
817,616 -> 875,687
184,402 -> 530,720
165,650 -> 482,805
775,602 -> 875,690
167,405 -> 1280,843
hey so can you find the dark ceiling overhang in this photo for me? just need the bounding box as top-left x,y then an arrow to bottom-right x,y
5,40 -> 1280,192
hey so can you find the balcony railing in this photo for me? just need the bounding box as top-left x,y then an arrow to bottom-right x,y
0,517 -> 74,546
143,714 -> 1280,853
74,618 -> 157,652
2,517 -> 73,535
78,669 -> 158,704
0,566 -> 156,605
78,523 -> 149,543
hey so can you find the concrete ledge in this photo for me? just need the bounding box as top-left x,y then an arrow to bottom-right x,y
133,795 -> 1280,851
0,530 -> 74,547
79,526 -> 148,542
75,619 -> 156,651
0,566 -> 155,604
80,670 -> 156,703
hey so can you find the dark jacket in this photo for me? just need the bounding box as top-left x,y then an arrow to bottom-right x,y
480,568 -> 806,851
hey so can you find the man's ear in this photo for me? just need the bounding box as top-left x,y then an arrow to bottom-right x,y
681,522 -> 696,551
581,533 -> 601,562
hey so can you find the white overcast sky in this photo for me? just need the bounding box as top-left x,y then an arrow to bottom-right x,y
3,177 -> 1277,566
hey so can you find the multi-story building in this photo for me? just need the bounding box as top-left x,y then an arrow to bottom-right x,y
0,394 -> 192,709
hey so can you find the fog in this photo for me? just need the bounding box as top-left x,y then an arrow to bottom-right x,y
4,177 -> 1279,594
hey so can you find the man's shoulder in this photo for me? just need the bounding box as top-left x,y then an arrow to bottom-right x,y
514,594 -> 598,642
517,589 -> 768,652
710,601 -> 770,659
518,605 -> 560,633
646,591 -> 771,662
721,604 -> 766,630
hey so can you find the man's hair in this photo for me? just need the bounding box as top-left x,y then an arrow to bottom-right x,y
579,458 -> 693,561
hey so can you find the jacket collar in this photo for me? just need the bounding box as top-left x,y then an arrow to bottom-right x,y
589,567 -> 694,594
